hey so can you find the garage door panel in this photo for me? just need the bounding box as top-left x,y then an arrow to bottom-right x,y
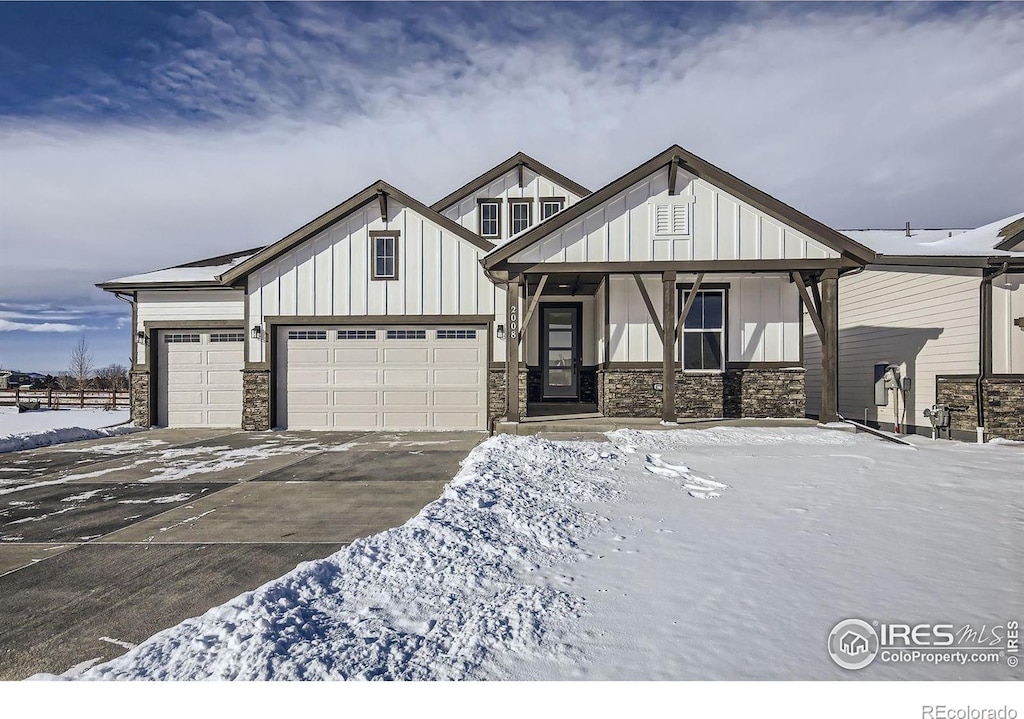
281,325 -> 485,430
290,348 -> 332,363
432,369 -> 482,385
383,348 -> 431,364
205,369 -> 243,384
290,369 -> 332,385
206,390 -> 243,404
432,391 -> 480,406
167,351 -> 205,365
383,369 -> 430,385
433,347 -> 482,363
333,369 -> 378,384
331,412 -> 381,429
205,348 -> 244,364
167,390 -> 205,404
334,348 -> 380,363
384,391 -> 430,407
333,390 -> 380,406
432,412 -> 482,429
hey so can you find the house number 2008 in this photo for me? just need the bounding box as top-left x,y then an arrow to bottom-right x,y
508,308 -> 518,340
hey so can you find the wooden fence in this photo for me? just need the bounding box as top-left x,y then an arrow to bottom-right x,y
0,388 -> 130,410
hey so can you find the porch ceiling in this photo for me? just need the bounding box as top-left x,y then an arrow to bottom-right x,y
523,272 -> 604,296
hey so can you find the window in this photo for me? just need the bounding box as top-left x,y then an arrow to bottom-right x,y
680,289 -> 725,370
287,330 -> 327,340
165,333 -> 200,343
540,197 -> 565,220
652,199 -> 692,237
370,232 -> 398,280
437,329 -> 477,340
210,332 -> 245,343
386,329 -> 426,340
509,200 -> 532,235
478,200 -> 501,238
337,330 -> 376,340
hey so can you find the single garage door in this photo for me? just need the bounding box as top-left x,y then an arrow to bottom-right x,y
156,330 -> 244,427
278,325 -> 487,430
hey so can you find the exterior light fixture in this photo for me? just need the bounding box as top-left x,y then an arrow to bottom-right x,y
251,325 -> 262,340
496,324 -> 505,340
136,331 -> 147,344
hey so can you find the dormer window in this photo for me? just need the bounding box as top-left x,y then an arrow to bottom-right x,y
478,199 -> 502,239
369,231 -> 399,280
540,197 -> 565,220
509,199 -> 532,235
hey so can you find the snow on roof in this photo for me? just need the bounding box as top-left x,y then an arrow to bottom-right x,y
842,212 -> 1024,257
100,247 -> 264,286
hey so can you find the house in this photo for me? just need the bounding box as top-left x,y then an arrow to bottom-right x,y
98,146 -> 877,433
803,213 -> 1024,442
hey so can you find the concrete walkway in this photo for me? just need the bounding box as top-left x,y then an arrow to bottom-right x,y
0,429 -> 484,679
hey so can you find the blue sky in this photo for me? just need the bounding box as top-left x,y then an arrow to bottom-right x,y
1,1 -> 1022,373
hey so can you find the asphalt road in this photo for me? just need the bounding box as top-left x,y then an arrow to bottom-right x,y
0,428 -> 484,679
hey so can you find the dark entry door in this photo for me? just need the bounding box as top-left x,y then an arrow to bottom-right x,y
541,305 -> 580,399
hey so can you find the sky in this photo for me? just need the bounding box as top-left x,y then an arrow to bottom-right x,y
1,1 -> 1022,373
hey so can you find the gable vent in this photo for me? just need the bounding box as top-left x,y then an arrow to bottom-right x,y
653,201 -> 691,237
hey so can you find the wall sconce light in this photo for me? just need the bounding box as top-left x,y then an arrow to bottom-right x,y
136,330 -> 147,345
496,324 -> 505,340
251,325 -> 262,341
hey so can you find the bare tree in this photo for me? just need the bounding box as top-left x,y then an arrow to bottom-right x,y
68,336 -> 94,391
96,363 -> 128,392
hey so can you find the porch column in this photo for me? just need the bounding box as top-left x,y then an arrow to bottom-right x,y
662,270 -> 677,423
820,268 -> 839,423
506,275 -> 521,422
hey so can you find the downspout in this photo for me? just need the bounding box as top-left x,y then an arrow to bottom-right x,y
976,262 -> 1009,443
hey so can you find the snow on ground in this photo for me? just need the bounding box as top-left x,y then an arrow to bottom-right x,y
52,427 -> 1022,681
0,408 -> 133,454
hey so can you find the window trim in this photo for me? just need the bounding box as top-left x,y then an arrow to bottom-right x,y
539,196 -> 566,220
477,198 -> 503,239
508,199 -> 533,236
677,283 -> 729,372
369,230 -> 400,281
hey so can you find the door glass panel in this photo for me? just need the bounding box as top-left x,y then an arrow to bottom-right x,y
547,369 -> 572,387
548,330 -> 573,348
548,349 -> 572,368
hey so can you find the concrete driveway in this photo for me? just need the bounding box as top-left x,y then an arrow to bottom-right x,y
0,428 -> 484,680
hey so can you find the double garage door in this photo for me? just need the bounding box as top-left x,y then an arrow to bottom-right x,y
156,330 -> 244,428
277,325 -> 487,431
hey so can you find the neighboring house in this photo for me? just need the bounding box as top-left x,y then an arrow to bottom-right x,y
804,213 -> 1024,441
98,146 -> 876,433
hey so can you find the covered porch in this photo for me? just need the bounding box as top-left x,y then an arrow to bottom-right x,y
496,264 -> 841,426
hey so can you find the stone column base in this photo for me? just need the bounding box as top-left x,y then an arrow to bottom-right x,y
129,369 -> 150,427
242,368 -> 271,431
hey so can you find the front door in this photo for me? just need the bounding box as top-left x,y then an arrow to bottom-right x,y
541,304 -> 580,399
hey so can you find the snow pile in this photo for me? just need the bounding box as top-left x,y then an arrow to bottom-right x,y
609,425 -> 854,448
0,409 -> 134,454
643,454 -> 729,499
60,436 -> 624,680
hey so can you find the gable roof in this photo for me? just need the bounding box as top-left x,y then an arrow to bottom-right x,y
994,214 -> 1024,252
430,151 -> 591,213
219,180 -> 496,285
97,247 -> 264,291
483,145 -> 877,269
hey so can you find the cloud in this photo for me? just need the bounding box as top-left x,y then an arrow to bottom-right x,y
0,2 -> 1022,365
0,318 -> 87,333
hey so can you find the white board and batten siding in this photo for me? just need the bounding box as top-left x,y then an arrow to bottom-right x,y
804,266 -> 981,428
247,197 -> 506,364
606,274 -> 801,363
507,169 -> 839,265
440,166 -> 585,246
992,274 -> 1024,374
135,289 -> 245,362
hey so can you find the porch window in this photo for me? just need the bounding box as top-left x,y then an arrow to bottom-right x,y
478,200 -> 501,239
680,290 -> 725,370
510,200 -> 532,235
